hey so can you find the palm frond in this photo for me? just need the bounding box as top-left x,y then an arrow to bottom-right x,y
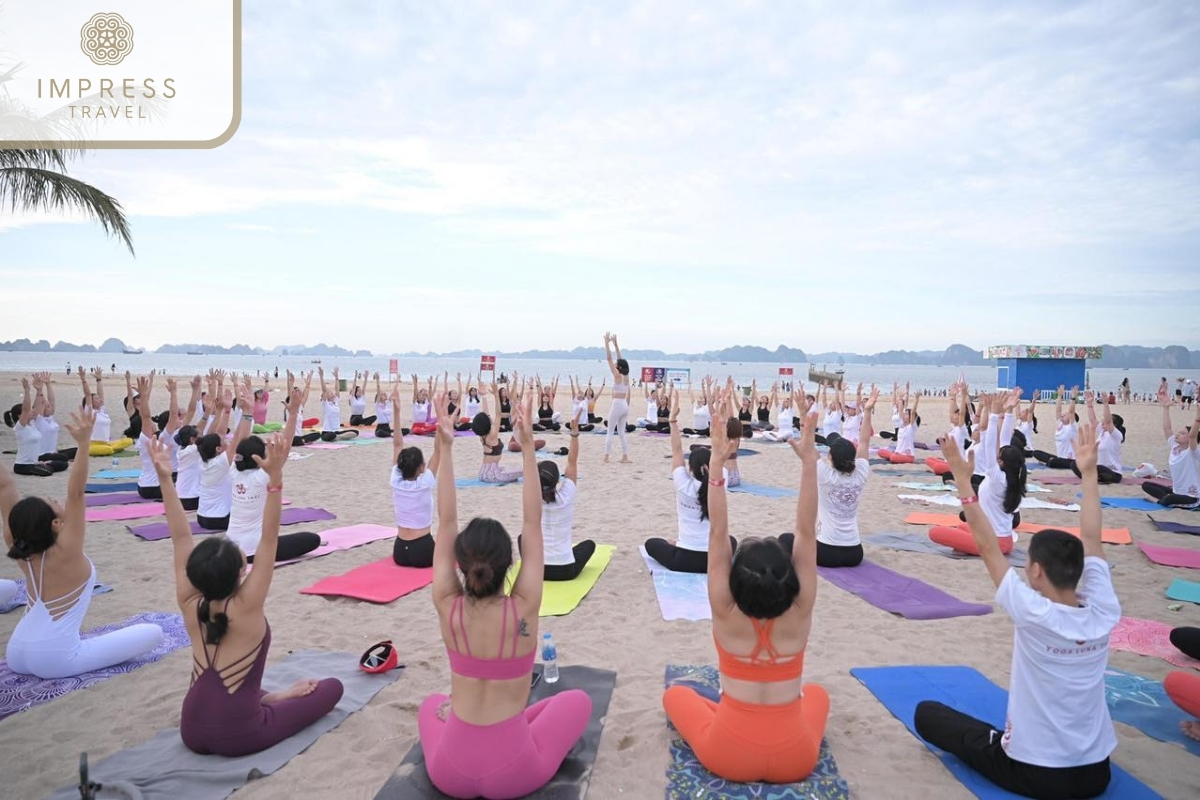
0,166 -> 134,254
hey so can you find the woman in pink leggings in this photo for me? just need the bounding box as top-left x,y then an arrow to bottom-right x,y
420,392 -> 591,799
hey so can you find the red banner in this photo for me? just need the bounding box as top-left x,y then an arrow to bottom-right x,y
388,359 -> 398,374
779,367 -> 794,376
480,355 -> 496,371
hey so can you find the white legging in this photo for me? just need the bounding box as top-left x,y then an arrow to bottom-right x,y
6,622 -> 164,679
0,579 -> 18,609
606,399 -> 630,456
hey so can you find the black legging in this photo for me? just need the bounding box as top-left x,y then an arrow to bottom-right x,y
137,484 -> 163,500
349,414 -> 377,427
245,531 -> 321,564
374,423 -> 393,438
320,429 -> 360,442
38,449 -> 76,462
393,532 -> 435,568
197,513 -> 229,531
643,536 -> 738,573
533,420 -> 562,432
1171,626 -> 1200,660
643,422 -> 671,433
518,536 -> 596,581
914,701 -> 1111,799
1142,481 -> 1199,508
778,533 -> 864,568
292,432 -> 321,446
1033,451 -> 1123,484
682,427 -> 711,436
13,462 -> 66,477
180,496 -> 199,512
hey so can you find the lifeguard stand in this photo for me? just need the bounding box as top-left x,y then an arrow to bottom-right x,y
986,345 -> 1101,399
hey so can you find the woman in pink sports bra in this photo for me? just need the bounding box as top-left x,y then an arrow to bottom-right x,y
420,391 -> 592,799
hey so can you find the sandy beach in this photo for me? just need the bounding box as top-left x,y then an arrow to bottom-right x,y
1,372 -> 1198,800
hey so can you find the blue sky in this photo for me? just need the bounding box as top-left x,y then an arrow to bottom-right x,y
3,0 -> 1199,354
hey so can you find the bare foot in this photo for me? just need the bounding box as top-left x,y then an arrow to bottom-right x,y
263,679 -> 320,705
620,456 -> 632,464
603,454 -> 610,464
1182,720 -> 1200,742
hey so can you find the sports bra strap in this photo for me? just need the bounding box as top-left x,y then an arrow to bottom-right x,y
749,618 -> 779,663
450,595 -> 472,655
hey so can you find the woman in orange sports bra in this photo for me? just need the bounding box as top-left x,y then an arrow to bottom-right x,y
663,389 -> 830,784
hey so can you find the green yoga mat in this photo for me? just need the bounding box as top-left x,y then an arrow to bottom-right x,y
1166,577 -> 1200,604
252,422 -> 284,434
506,545 -> 615,616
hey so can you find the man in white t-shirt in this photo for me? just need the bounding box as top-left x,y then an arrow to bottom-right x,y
914,424 -> 1120,799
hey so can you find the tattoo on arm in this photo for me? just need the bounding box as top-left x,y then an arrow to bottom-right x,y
518,618 -> 530,637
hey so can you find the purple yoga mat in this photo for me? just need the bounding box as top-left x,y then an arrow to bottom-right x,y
0,612 -> 189,721
127,507 -> 336,541
1150,518 -> 1200,535
817,560 -> 992,620
84,492 -> 151,508
1138,542 -> 1200,569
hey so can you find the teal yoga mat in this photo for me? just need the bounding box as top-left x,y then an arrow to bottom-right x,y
852,665 -> 1160,799
1105,667 -> 1200,756
728,482 -> 797,498
92,468 -> 140,479
1166,578 -> 1200,604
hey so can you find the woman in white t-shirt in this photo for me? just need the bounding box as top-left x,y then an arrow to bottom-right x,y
4,376 -> 68,477
316,366 -> 358,443
879,392 -> 920,464
1144,388 -> 1200,507
32,374 -> 75,464
77,367 -> 134,457
347,372 -> 378,428
198,386 -> 257,530
409,373 -> 437,436
370,373 -> 395,438
520,403 -> 594,580
174,424 -> 203,511
927,381 -> 972,480
1033,385 -> 1079,465
134,376 -> 190,500
681,377 -> 713,436
390,389 -> 441,567
644,389 -> 734,573
1038,393 -> 1125,485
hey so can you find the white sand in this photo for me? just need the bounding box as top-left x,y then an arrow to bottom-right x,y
1,374 -> 1197,799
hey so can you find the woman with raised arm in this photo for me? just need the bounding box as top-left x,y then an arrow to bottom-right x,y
878,392 -> 920,464
929,391 -> 1025,556
4,376 -> 68,476
1144,388 -> 1200,507
662,398 -> 829,783
389,385 -> 441,568
753,381 -> 777,431
409,373 -> 438,436
585,378 -> 606,425
174,376 -> 207,511
1033,391 -> 1123,485
281,372 -> 321,446
31,372 -> 76,464
567,377 -> 596,434
419,392 -> 591,798
1033,385 -> 1078,467
839,384 -> 864,443
197,385 -> 255,531
682,376 -> 713,436
532,375 -> 562,432
522,405 -> 595,580
316,367 -> 359,442
1015,391 -> 1037,456
472,377 -> 524,485
638,381 -> 662,429
603,332 -> 633,463
456,376 -> 484,433
2,407 -> 163,678
925,382 -> 971,480
77,366 -> 134,457
132,374 -> 178,500
151,433 -> 343,756
371,374 -> 394,438
348,372 -> 377,428
250,376 -> 271,430
644,389 -> 736,573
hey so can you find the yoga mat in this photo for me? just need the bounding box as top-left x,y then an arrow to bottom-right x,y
127,505 -> 330,541
345,435 -> 388,445
305,441 -> 350,450
86,481 -> 139,493
1038,475 -> 1147,486
1150,518 -> 1200,535
728,482 -> 797,498
852,665 -> 1160,800
863,532 -> 1028,568
84,491 -> 152,507
665,664 -> 849,799
1166,577 -> 1200,605
1099,496 -> 1164,512
899,495 -> 1079,511
506,545 -> 616,616
251,422 -> 283,433
300,557 -> 433,603
1105,666 -> 1200,756
901,513 -> 1133,545
87,502 -> 171,522
376,665 -> 615,800
872,467 -> 924,476
92,468 -> 140,479
48,649 -> 402,800
1111,616 -> 1200,670
640,430 -> 670,438
1138,542 -> 1200,569
641,546 -> 710,620
817,560 -> 992,620
896,481 -> 956,491
0,579 -> 111,614
455,477 -> 520,488
0,612 -> 188,722
270,523 -> 397,568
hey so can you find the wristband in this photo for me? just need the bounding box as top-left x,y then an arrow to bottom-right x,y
266,484 -> 283,494
709,478 -> 726,487
960,495 -> 979,506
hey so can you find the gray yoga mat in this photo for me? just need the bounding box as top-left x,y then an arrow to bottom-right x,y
376,665 -> 616,800
864,531 -> 1029,568
49,650 -> 402,800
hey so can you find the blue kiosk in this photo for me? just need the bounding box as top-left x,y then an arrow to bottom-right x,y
986,345 -> 1102,399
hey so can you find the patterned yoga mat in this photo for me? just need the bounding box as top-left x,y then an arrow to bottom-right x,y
0,611 -> 189,721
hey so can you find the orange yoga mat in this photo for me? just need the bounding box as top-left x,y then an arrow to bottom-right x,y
902,513 -> 1133,545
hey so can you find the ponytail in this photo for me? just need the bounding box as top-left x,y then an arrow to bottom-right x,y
688,447 -> 712,521
538,461 -> 560,504
999,445 -> 1027,515
198,598 -> 230,645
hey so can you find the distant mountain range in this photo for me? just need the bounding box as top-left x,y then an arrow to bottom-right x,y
3,338 -> 1198,369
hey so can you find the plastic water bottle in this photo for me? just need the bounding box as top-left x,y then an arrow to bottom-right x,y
541,632 -> 559,684
111,454 -> 119,468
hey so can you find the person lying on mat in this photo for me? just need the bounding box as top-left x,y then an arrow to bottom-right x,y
420,392 -> 591,799
662,392 -> 829,784
1143,387 -> 1200,508
390,384 -> 441,568
1032,385 -> 1080,469
2,406 -> 164,678
645,387 -> 736,574
877,390 -> 919,464
519,403 -> 595,581
151,432 -> 344,756
780,385 -> 878,568
1165,627 -> 1200,741
929,391 -> 1026,557
77,366 -> 134,457
316,366 -> 359,442
914,424 -> 1120,800
226,389 -> 321,563
197,384 -> 256,531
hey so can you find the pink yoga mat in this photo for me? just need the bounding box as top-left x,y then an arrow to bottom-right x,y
87,503 -> 171,522
306,442 -> 349,450
267,523 -> 396,568
300,556 -> 433,603
1137,542 -> 1200,569
1110,616 -> 1200,670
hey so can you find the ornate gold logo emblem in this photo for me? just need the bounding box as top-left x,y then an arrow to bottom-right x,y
80,12 -> 134,66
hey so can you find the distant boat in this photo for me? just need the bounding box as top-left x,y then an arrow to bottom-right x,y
186,351 -> 205,356
122,348 -> 144,355
310,359 -> 322,364
808,365 -> 845,386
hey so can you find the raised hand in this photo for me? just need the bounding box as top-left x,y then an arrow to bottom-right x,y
144,435 -> 174,479
433,392 -> 455,445
1075,423 -> 1098,473
252,434 -> 290,483
513,392 -> 534,446
937,430 -> 975,486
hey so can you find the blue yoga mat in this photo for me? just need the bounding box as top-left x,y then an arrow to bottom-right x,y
92,469 -> 140,480
455,477 -> 521,488
1105,667 -> 1200,757
1166,577 -> 1200,604
1097,496 -> 1163,512
1150,518 -> 1200,535
728,482 -> 797,498
85,481 -> 139,493
851,665 -> 1161,799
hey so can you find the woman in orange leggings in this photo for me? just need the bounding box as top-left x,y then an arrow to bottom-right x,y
663,385 -> 829,783
1166,627 -> 1200,741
